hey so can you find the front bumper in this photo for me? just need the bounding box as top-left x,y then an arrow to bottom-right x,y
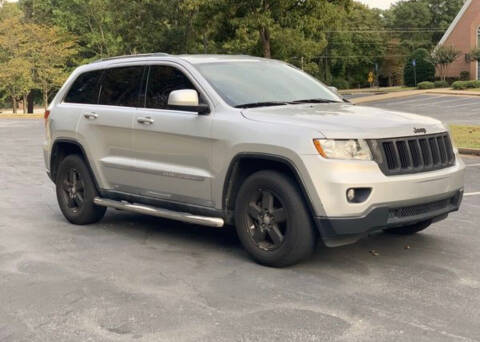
315,189 -> 463,247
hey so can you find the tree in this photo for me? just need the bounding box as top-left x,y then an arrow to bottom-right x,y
25,24 -> 78,111
430,45 -> 461,81
470,48 -> 480,62
0,15 -> 34,113
404,48 -> 435,86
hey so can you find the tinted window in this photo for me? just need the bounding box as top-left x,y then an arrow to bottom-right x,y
65,70 -> 103,104
146,66 -> 198,109
99,66 -> 144,107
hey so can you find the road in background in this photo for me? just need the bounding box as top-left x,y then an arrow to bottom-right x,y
1,120 -> 479,341
350,94 -> 480,125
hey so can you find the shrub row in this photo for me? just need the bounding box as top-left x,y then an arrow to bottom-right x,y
451,80 -> 480,90
417,81 -> 435,89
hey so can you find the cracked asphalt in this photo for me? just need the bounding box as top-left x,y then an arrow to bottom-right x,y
1,119 -> 480,341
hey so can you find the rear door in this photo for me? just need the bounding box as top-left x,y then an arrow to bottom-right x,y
75,65 -> 145,192
131,64 -> 215,207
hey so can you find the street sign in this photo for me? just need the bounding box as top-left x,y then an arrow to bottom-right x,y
368,71 -> 374,84
412,59 -> 416,67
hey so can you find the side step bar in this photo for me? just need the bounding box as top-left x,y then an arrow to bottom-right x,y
93,197 -> 224,228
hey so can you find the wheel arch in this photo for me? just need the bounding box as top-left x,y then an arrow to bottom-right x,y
222,153 -> 317,224
50,139 -> 101,193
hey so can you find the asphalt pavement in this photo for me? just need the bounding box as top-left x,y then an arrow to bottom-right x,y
1,119 -> 480,341
355,94 -> 480,125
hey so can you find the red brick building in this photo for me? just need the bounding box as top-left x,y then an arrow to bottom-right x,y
437,0 -> 480,80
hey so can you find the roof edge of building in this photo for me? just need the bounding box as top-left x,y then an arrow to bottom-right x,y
437,0 -> 473,48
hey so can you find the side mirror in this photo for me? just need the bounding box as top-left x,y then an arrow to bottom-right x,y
167,89 -> 210,115
328,86 -> 339,94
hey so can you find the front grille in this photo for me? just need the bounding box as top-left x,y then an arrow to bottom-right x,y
371,133 -> 455,176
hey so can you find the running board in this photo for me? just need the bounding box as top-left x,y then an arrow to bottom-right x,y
93,197 -> 224,228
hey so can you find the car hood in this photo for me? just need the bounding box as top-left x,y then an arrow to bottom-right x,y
241,103 -> 447,139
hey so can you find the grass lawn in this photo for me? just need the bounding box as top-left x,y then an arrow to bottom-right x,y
450,125 -> 480,149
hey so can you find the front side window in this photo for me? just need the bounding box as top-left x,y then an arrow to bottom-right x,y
146,66 -> 198,109
194,60 -> 342,107
99,66 -> 144,107
65,70 -> 103,104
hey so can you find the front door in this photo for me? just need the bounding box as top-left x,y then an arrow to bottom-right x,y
132,64 -> 215,208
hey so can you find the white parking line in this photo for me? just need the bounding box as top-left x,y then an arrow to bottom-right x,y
466,163 -> 480,167
465,192 -> 480,197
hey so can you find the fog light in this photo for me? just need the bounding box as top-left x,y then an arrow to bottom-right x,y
346,188 -> 355,202
346,188 -> 372,203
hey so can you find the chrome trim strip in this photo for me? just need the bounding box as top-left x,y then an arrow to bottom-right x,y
93,197 -> 224,228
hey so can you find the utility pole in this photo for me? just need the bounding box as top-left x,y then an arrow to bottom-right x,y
301,56 -> 304,70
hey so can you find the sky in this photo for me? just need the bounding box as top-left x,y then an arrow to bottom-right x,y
356,0 -> 400,10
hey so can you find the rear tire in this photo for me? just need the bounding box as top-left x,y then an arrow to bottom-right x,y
383,220 -> 432,235
56,154 -> 106,225
234,170 -> 315,267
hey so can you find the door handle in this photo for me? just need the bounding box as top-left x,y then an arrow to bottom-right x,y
137,116 -> 154,125
83,112 -> 98,120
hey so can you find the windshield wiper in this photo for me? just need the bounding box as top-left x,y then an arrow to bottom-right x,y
288,98 -> 342,104
234,101 -> 289,109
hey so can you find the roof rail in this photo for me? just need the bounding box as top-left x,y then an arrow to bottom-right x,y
93,52 -> 169,63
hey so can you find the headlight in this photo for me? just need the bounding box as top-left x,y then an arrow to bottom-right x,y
313,139 -> 372,160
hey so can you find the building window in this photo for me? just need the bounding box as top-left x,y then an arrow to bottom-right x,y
478,28 -> 480,80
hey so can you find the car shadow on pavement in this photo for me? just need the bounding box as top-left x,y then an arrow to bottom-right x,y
93,209 -> 447,271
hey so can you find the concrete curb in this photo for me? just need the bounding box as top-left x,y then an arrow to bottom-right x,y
0,114 -> 43,119
427,90 -> 480,96
459,148 -> 480,156
350,90 -> 429,104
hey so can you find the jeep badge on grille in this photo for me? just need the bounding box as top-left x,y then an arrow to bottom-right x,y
414,127 -> 427,134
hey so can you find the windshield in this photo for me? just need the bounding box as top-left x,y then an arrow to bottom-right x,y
194,60 -> 342,108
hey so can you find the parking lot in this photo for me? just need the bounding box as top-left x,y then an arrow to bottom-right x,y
358,94 -> 480,125
1,119 -> 480,341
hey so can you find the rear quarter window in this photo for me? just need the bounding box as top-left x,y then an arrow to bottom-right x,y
64,70 -> 103,104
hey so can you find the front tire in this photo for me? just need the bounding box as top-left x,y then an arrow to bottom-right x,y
56,154 -> 106,225
383,220 -> 432,235
234,170 -> 315,267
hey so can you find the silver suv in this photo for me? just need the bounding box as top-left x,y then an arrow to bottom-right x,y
44,54 -> 465,266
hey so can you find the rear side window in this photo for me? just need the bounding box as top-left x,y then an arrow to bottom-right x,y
146,66 -> 197,109
99,66 -> 144,107
65,70 -> 103,104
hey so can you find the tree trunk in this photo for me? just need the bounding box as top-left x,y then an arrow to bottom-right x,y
27,91 -> 34,114
43,86 -> 49,112
12,96 -> 17,114
259,26 -> 271,59
22,94 -> 27,114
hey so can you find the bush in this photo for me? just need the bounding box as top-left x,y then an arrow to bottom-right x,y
452,81 -> 468,90
460,71 -> 470,81
434,80 -> 449,88
452,80 -> 480,90
331,78 -> 350,90
417,81 -> 435,89
404,48 -> 435,87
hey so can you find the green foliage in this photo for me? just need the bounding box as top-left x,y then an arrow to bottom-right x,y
469,48 -> 480,62
452,80 -> 480,90
3,0 -> 464,93
384,0 -> 464,51
0,3 -> 78,112
430,45 -> 461,81
433,80 -> 449,88
331,78 -> 350,90
404,49 -> 435,87
460,71 -> 470,81
417,81 -> 434,89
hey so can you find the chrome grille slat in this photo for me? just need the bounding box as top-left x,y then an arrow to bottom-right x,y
371,133 -> 455,176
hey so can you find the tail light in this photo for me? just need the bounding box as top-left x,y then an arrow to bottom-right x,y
44,110 -> 50,126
